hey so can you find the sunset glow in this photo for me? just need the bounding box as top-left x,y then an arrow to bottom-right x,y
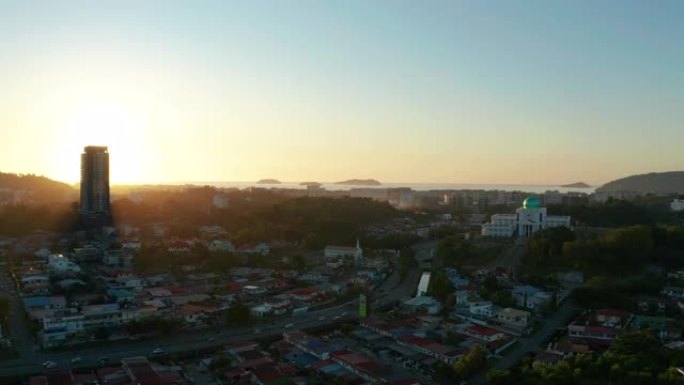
1,1 -> 684,185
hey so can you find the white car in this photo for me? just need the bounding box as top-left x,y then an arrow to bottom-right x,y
152,348 -> 165,354
70,357 -> 82,364
252,328 -> 262,334
206,337 -> 215,342
42,361 -> 57,369
333,315 -> 340,320
318,316 -> 326,321
284,323 -> 294,328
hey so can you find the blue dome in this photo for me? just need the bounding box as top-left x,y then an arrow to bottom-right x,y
523,196 -> 542,209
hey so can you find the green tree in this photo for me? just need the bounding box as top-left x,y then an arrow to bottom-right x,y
225,301 -> 251,325
427,270 -> 454,302
93,326 -> 110,340
398,248 -> 416,279
454,344 -> 487,378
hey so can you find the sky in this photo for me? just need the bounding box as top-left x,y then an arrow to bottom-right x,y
1,1 -> 683,186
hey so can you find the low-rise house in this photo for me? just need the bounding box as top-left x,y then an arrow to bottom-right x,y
265,296 -> 291,314
496,308 -> 531,330
242,285 -> 268,296
397,335 -> 462,364
297,272 -> 326,283
512,285 -> 553,311
237,243 -> 270,255
167,240 -> 192,253
107,288 -> 135,304
350,275 -> 374,287
115,276 -> 144,291
663,286 -> 684,300
146,287 -> 173,297
199,225 -> 228,238
462,324 -> 505,342
207,239 -> 235,253
629,315 -> 682,341
469,301 -> 499,318
48,254 -> 81,275
173,304 -> 210,325
455,291 -> 477,307
289,288 -> 322,303
568,309 -> 632,347
403,296 -> 442,315
121,306 -> 157,323
637,297 -> 674,314
324,242 -> 362,261
326,259 -> 344,269
445,268 -> 470,289
251,304 -> 273,317
21,275 -> 49,286
168,294 -> 211,306
102,250 -> 123,266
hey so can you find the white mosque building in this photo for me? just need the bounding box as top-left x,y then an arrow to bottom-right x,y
481,196 -> 571,238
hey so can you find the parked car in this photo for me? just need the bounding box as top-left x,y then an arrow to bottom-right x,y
153,348 -> 165,354
42,361 -> 57,369
70,357 -> 82,364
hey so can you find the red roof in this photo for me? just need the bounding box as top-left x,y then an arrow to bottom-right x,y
596,308 -> 630,318
290,288 -> 319,296
585,325 -> 617,335
168,240 -> 190,249
238,356 -> 273,369
466,324 -> 500,336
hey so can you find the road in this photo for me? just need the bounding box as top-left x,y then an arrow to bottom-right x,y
0,301 -> 359,379
0,266 -> 35,356
0,242 -> 433,380
470,298 -> 579,385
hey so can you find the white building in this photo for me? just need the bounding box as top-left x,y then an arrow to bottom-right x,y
48,254 -> 81,275
213,194 -> 229,209
324,239 -> 363,264
481,196 -> 571,238
207,240 -> 236,253
671,199 -> 684,212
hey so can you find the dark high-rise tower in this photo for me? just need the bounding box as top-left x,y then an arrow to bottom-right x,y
80,146 -> 111,216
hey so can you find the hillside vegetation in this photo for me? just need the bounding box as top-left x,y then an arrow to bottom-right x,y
598,171 -> 684,194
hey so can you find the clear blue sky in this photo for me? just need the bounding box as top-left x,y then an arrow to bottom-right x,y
1,1 -> 682,185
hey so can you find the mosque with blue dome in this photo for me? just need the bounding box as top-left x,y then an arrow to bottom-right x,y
481,196 -> 571,237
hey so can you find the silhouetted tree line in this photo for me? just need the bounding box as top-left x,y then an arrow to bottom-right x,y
525,224 -> 684,275
0,202 -> 79,236
112,188 -> 401,248
548,197 -> 674,228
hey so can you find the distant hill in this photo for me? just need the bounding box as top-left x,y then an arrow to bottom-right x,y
560,182 -> 591,188
256,179 -> 281,184
597,171 -> 684,194
335,179 -> 382,186
0,172 -> 75,203
0,172 -> 72,191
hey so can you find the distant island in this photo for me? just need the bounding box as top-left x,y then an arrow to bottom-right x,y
335,179 -> 381,186
560,182 -> 591,188
597,171 -> 684,194
256,179 -> 281,184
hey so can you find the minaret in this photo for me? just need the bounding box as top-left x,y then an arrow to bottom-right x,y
355,237 -> 362,264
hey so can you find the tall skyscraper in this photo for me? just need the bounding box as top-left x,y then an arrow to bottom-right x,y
80,146 -> 111,216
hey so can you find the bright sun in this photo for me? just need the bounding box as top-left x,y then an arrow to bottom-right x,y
57,102 -> 150,184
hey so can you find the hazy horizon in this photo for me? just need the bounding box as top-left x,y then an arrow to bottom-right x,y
2,1 -> 683,185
